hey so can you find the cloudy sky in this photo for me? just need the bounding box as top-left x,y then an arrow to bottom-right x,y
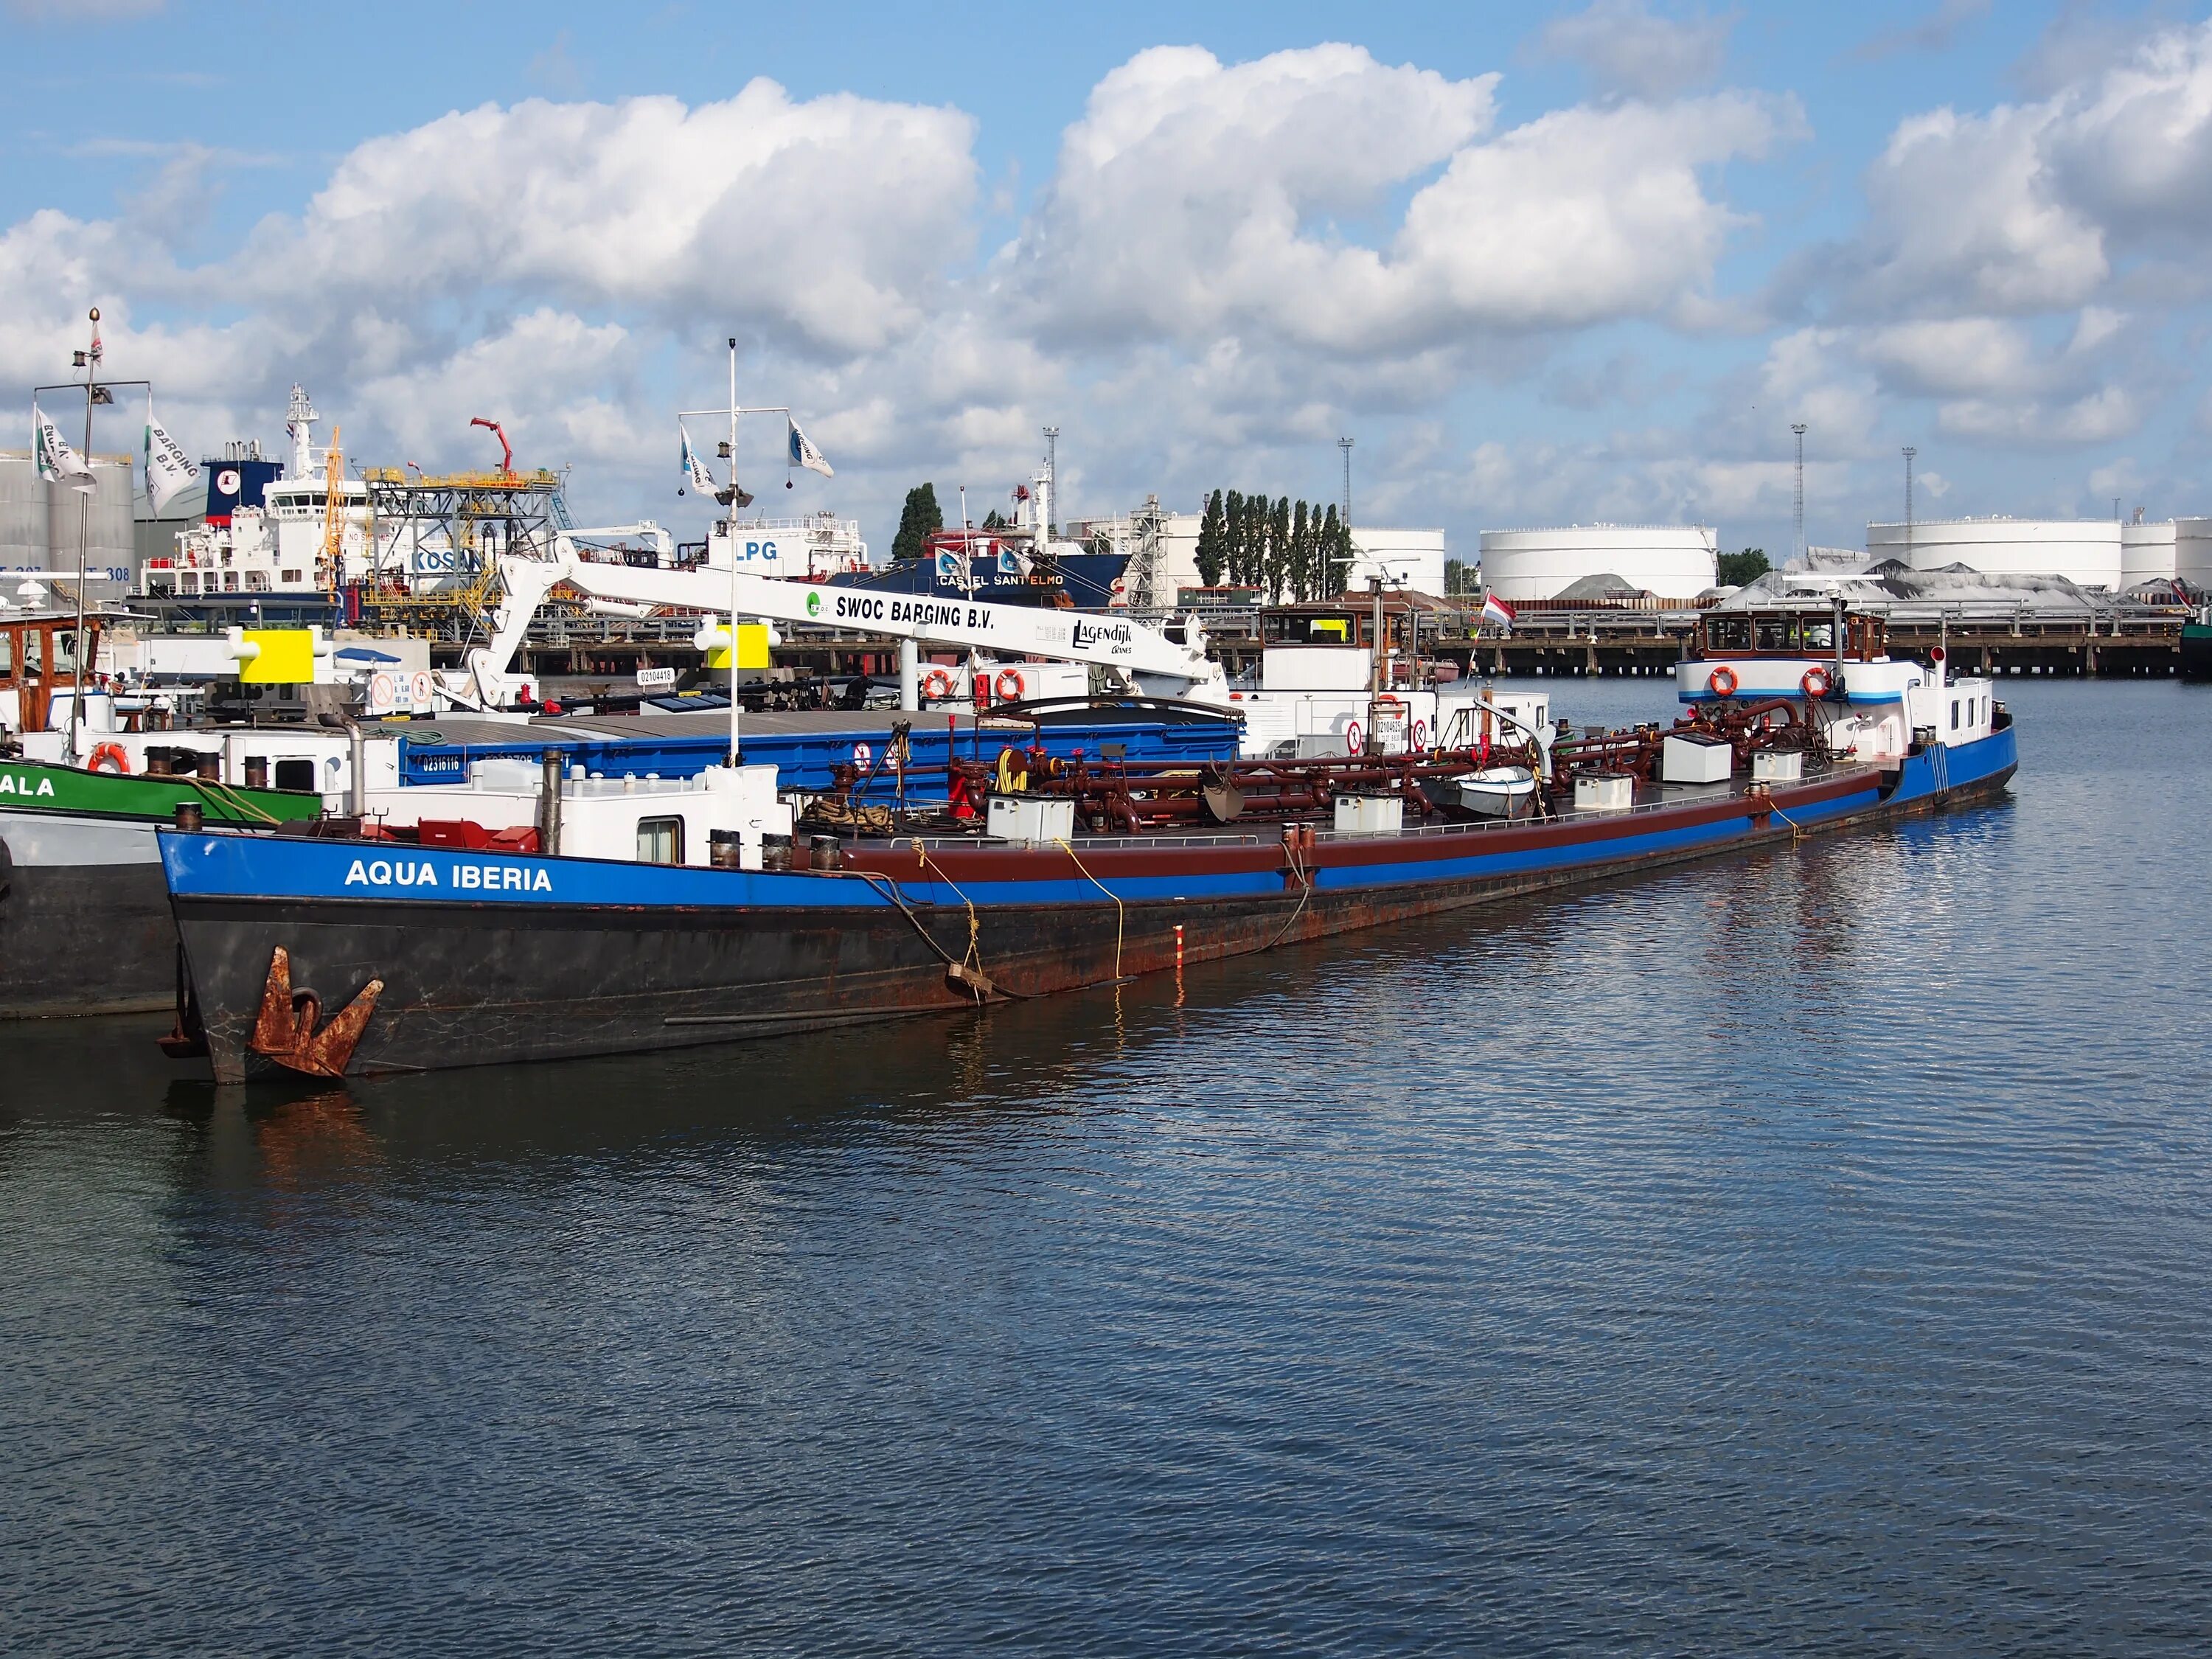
6,0 -> 2210,560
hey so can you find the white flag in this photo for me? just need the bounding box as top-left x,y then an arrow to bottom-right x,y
679,424 -> 718,496
787,418 -> 833,478
145,398 -> 198,512
33,403 -> 95,493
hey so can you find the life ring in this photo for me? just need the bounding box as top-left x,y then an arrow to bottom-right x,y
1344,720 -> 1363,755
88,742 -> 130,775
1707,665 -> 1739,698
1801,665 -> 1832,699
995,668 -> 1026,702
920,668 -> 954,700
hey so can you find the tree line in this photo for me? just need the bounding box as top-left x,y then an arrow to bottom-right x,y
1194,491 -> 1356,602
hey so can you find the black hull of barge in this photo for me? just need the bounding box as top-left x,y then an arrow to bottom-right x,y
1,860 -> 177,1018
170,764 -> 2011,1084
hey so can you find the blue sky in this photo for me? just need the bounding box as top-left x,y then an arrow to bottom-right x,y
5,0 -> 2208,562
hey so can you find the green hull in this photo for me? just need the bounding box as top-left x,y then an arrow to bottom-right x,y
0,761 -> 320,1019
0,760 -> 312,827
2183,621 -> 2212,683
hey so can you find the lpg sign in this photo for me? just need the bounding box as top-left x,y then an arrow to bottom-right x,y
734,538 -> 782,570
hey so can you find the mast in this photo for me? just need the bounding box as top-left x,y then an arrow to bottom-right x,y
72,310 -> 97,762
739,345 -> 748,774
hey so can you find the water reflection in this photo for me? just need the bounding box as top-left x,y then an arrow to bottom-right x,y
2,681 -> 2206,1654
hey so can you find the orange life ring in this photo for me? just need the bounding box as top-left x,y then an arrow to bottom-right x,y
1707,665 -> 1739,697
995,668 -> 1026,701
920,668 -> 955,699
1801,665 -> 1832,698
88,742 -> 130,774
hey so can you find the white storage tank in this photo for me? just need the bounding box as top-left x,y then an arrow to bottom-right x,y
2121,521 -> 2177,586
2177,519 -> 2212,589
1346,526 -> 1447,597
1865,518 -> 2123,590
1478,525 -> 1717,602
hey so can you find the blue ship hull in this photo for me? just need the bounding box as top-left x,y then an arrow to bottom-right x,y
831,552 -> 1127,610
161,726 -> 2016,1082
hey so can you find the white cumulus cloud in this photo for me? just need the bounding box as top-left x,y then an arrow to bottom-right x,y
1009,44 -> 1795,355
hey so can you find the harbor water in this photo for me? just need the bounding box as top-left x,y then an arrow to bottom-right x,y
4,678 -> 2208,1653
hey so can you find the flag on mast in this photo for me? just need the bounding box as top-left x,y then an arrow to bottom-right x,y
787,418 -> 833,478
32,403 -> 95,493
679,424 -> 718,496
1481,591 -> 1516,633
144,396 -> 198,512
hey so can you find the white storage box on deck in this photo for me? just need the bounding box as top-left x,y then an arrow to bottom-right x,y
1750,749 -> 1804,783
1333,794 -> 1404,836
1662,731 -> 1732,785
987,793 -> 1076,845
1573,771 -> 1635,813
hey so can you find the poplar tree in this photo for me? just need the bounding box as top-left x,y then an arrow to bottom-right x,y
1222,490 -> 1245,587
1290,500 -> 1310,600
1195,490 -> 1226,587
1319,504 -> 1344,596
891,484 -> 944,566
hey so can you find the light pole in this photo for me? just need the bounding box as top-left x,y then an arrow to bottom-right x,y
1902,446 -> 1917,566
1043,425 -> 1059,538
1791,423 -> 1807,565
1338,435 -> 1353,594
37,307 -> 150,763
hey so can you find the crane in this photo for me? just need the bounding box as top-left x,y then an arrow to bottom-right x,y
469,417 -> 513,477
461,548 -> 1228,712
317,425 -> 347,597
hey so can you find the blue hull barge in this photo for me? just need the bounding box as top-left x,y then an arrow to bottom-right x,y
158,603 -> 2017,1082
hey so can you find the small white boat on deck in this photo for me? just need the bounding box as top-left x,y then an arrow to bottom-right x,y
1451,765 -> 1537,817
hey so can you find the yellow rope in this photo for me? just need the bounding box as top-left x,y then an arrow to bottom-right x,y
187,776 -> 285,826
1054,838 -> 1124,981
911,838 -> 987,990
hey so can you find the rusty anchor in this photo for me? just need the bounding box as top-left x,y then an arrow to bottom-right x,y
248,947 -> 383,1079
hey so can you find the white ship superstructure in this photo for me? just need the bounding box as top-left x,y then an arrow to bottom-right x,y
139,387 -> 373,599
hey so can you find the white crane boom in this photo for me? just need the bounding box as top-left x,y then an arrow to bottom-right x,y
463,550 -> 1223,709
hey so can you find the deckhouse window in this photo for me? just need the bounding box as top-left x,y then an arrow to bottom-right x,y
1950,699 -> 1960,731
24,631 -> 43,675
1801,618 -> 1836,651
1706,616 -> 1750,651
0,633 -> 12,675
1755,616 -> 1794,650
274,759 -> 316,793
637,817 -> 684,866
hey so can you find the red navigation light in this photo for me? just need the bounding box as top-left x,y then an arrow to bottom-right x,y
1930,645 -> 1947,662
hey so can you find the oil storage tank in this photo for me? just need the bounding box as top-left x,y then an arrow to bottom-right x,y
2121,520 -> 2177,588
2176,519 -> 2212,590
1866,518 -> 2122,590
0,450 -> 134,578
1477,524 -> 1717,602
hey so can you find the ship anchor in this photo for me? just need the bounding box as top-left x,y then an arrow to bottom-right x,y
248,947 -> 383,1079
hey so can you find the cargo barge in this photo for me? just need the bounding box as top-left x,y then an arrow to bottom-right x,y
158,602 -> 2017,1082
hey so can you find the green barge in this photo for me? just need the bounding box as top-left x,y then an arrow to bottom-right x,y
0,761 -> 316,1018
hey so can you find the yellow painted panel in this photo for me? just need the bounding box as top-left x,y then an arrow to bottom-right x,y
707,624 -> 770,671
238,629 -> 315,684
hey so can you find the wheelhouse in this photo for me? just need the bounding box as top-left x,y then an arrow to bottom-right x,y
1697,605 -> 1885,661
0,615 -> 99,737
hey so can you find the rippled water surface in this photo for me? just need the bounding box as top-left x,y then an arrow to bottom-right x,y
4,678 -> 2209,1655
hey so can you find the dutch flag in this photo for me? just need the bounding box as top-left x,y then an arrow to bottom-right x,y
1481,591 -> 1516,633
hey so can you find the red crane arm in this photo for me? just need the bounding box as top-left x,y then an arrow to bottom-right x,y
470,417 -> 513,476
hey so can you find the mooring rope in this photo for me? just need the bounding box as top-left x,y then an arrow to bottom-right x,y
1053,838 -> 1124,981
